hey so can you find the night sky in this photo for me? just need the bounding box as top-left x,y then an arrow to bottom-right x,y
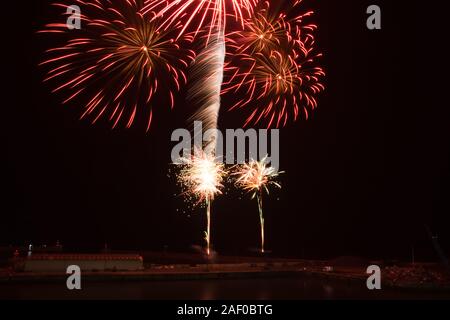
2,0 -> 447,261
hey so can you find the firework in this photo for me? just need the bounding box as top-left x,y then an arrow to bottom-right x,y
233,158 -> 281,253
142,0 -> 258,39
223,0 -> 325,128
39,0 -> 194,131
142,0 -> 258,149
227,0 -> 319,53
177,149 -> 227,255
188,34 -> 226,153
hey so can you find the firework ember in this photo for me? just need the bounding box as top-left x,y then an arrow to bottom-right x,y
233,158 -> 281,253
142,0 -> 258,152
142,0 -> 258,39
177,149 -> 227,255
223,0 -> 325,128
226,0 -> 309,54
39,0 -> 194,131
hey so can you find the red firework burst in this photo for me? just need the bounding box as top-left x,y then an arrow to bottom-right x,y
142,0 -> 258,39
223,0 -> 325,128
39,0 -> 195,131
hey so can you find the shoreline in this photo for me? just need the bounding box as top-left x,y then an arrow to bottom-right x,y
2,264 -> 450,293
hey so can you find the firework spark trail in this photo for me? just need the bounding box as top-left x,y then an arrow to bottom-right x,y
188,31 -> 226,153
233,158 -> 281,253
223,0 -> 325,128
178,149 -> 227,255
143,0 -> 257,150
226,0 -> 317,54
39,0 -> 195,131
140,0 -> 255,257
142,0 -> 257,40
147,0 -> 252,256
185,30 -> 226,256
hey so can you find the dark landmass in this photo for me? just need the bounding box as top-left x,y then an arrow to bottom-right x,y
0,251 -> 449,293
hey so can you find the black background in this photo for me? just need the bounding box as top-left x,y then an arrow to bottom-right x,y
2,0 -> 447,261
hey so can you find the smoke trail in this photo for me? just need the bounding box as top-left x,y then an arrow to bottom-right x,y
187,32 -> 226,256
188,32 -> 226,155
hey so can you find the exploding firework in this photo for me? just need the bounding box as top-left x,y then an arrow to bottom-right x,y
177,149 -> 227,255
223,0 -> 325,128
142,0 -> 258,153
188,34 -> 226,153
233,158 -> 281,253
226,0 -> 315,54
142,0 -> 258,39
39,0 -> 194,131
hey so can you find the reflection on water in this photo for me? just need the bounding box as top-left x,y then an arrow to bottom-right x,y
1,276 -> 450,300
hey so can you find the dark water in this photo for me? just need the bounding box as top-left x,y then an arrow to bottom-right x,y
1,277 -> 450,300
